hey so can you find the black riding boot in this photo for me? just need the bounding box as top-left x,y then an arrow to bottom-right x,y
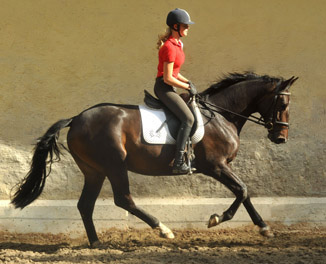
172,123 -> 192,174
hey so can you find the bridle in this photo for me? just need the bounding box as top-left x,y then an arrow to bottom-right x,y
262,90 -> 291,131
197,88 -> 291,131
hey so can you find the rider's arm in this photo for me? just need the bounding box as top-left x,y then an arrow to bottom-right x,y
163,62 -> 190,91
177,73 -> 189,83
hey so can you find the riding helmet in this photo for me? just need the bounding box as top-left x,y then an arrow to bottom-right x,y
166,8 -> 195,28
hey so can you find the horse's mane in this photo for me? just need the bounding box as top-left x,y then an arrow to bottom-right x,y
200,72 -> 282,96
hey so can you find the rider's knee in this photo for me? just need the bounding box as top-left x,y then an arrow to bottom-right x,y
185,115 -> 195,127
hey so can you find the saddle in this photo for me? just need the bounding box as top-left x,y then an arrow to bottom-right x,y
140,90 -> 204,144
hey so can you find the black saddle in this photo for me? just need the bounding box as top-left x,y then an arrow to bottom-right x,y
143,90 -> 198,139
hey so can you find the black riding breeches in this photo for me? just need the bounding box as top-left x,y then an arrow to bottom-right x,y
154,77 -> 194,127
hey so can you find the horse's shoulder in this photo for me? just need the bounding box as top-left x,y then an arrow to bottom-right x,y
206,114 -> 239,147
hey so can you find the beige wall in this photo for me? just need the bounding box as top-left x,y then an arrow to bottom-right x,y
1,0 -> 325,199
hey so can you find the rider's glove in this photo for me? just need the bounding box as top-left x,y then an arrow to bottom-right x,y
188,80 -> 198,96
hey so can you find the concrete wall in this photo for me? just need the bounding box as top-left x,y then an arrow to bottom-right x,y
1,0 -> 325,200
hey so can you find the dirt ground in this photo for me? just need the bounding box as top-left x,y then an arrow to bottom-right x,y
0,224 -> 325,264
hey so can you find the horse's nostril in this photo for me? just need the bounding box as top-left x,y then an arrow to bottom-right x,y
276,138 -> 286,144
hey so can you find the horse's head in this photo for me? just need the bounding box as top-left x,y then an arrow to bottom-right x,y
258,76 -> 298,144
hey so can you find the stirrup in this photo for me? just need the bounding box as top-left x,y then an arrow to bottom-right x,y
172,162 -> 190,174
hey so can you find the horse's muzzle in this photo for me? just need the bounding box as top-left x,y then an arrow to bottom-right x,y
275,137 -> 287,144
268,133 -> 288,144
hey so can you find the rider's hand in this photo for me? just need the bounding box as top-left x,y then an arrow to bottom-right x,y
188,80 -> 198,96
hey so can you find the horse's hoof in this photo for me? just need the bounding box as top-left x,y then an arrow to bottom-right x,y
90,240 -> 103,248
208,214 -> 221,228
159,230 -> 175,239
260,226 -> 274,238
157,222 -> 175,239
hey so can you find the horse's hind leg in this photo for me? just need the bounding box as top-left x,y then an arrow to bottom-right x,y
108,164 -> 175,239
73,155 -> 105,247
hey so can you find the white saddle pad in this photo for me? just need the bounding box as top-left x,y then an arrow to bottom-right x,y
139,101 -> 204,145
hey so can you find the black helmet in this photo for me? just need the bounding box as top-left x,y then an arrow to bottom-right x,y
166,8 -> 195,28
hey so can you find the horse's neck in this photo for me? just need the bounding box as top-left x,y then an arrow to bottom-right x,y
208,80 -> 267,133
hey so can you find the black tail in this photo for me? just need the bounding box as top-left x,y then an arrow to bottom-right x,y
11,118 -> 73,209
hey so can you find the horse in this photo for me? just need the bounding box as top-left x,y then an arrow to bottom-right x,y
11,72 -> 298,247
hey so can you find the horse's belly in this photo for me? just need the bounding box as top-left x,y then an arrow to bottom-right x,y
125,144 -> 175,176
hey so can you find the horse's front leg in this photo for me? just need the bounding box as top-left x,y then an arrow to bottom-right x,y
207,165 -> 274,237
206,165 -> 247,226
243,197 -> 274,237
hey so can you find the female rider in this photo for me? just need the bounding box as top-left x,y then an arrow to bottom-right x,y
154,8 -> 197,174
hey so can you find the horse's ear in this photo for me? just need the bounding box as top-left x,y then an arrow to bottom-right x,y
290,76 -> 299,86
279,76 -> 299,90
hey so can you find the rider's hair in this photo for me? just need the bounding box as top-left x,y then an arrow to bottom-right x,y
156,27 -> 172,50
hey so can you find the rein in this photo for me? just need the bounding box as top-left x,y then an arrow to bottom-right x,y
198,99 -> 268,128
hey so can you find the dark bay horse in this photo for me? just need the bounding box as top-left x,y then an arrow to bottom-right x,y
11,72 -> 298,247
